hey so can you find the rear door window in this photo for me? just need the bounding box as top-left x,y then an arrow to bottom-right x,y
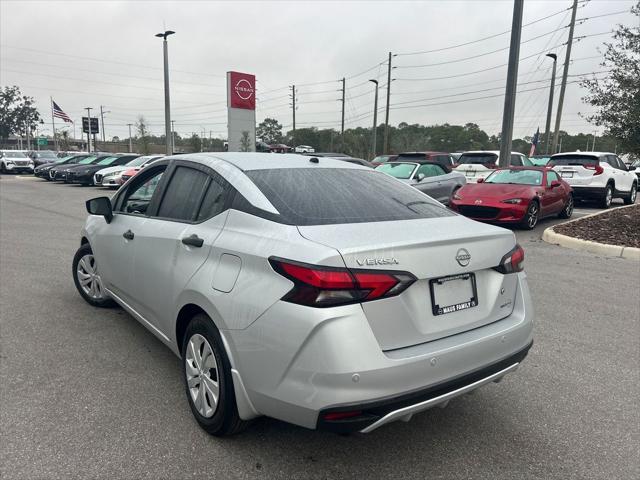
245,168 -> 453,226
157,166 -> 209,222
196,176 -> 231,221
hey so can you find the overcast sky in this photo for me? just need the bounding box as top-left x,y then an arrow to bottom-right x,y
1,0 -> 636,142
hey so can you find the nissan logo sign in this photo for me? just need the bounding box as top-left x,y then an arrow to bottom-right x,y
456,248 -> 471,267
234,79 -> 254,100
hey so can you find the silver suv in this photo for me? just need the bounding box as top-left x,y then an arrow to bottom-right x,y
550,152 -> 637,208
73,153 -> 534,435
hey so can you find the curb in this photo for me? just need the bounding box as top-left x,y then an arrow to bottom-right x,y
542,204 -> 640,260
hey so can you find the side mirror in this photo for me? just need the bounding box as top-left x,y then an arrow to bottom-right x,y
476,178 -> 485,183
550,180 -> 561,188
86,197 -> 113,223
416,173 -> 425,182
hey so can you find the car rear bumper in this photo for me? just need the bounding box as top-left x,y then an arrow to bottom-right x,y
570,185 -> 606,199
227,272 -> 534,431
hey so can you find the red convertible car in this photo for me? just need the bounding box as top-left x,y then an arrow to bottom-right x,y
449,167 -> 573,229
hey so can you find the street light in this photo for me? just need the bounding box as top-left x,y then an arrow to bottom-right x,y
155,30 -> 175,155
544,53 -> 557,154
369,79 -> 379,160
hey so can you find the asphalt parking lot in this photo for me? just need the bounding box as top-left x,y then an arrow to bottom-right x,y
1,174 -> 638,480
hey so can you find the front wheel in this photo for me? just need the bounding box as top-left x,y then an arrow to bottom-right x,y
559,194 -> 574,219
623,183 -> 637,205
72,243 -> 116,308
521,201 -> 539,230
182,314 -> 250,436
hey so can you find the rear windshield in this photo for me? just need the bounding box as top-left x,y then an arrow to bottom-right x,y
458,153 -> 498,165
550,155 -> 598,167
245,168 -> 454,226
375,162 -> 416,179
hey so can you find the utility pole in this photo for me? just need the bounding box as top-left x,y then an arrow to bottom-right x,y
383,51 -> 392,154
85,107 -> 93,153
592,131 -> 597,151
498,0 -> 524,167
340,77 -> 345,148
127,123 -> 133,153
552,0 -> 578,153
25,116 -> 31,150
171,120 -> 176,154
291,85 -> 296,145
99,105 -> 106,145
544,53 -> 557,154
155,30 -> 175,155
369,79 -> 379,159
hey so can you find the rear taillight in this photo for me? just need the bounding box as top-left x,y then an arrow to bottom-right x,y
584,163 -> 604,175
594,164 -> 604,175
269,258 -> 416,307
494,244 -> 525,274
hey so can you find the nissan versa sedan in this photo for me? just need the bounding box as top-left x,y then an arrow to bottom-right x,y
74,153 -> 533,436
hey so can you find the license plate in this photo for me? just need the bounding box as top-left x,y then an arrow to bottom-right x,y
429,273 -> 478,316
560,171 -> 574,178
465,171 -> 476,177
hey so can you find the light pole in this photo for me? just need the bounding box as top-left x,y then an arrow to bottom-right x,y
544,53 -> 557,155
127,123 -> 133,153
85,107 -> 93,153
369,79 -> 379,160
155,30 -> 175,155
99,106 -> 110,146
171,120 -> 176,154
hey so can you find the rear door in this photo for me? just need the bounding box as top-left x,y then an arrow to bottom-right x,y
130,162 -> 233,335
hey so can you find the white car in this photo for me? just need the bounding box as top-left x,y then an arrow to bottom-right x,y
94,155 -> 163,188
294,145 -> 315,153
550,152 -> 637,208
453,151 -> 531,183
0,150 -> 34,173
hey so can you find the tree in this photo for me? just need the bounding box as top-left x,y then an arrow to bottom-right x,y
189,134 -> 202,153
256,118 -> 283,144
58,130 -> 71,151
136,115 -> 151,154
581,1 -> 639,157
0,86 -> 42,145
240,131 -> 252,152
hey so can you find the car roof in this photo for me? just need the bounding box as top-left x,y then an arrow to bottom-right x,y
551,151 -> 613,157
398,151 -> 449,156
170,152 -> 368,171
460,151 -> 524,155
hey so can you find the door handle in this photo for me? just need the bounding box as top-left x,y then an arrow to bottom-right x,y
123,229 -> 134,240
181,234 -> 204,248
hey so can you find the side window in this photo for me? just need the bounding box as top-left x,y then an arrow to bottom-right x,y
417,163 -> 446,178
157,166 -> 209,221
610,155 -> 625,170
510,154 -> 523,167
118,166 -> 166,215
601,156 -> 614,168
547,171 -> 559,184
196,177 -> 230,221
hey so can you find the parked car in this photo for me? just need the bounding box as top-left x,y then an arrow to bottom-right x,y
376,161 -> 466,205
49,155 -> 105,181
450,167 -> 573,229
28,150 -> 59,167
74,152 -> 533,435
294,145 -> 315,153
67,154 -> 139,185
396,152 -> 455,172
549,152 -> 637,208
453,151 -> 532,183
95,155 -> 162,188
0,150 -> 34,173
530,155 -> 551,166
371,155 -> 398,167
336,157 -> 374,168
34,154 -> 88,179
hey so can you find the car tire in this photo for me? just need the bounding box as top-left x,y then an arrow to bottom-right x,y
600,184 -> 613,209
559,194 -> 574,219
623,183 -> 637,205
72,243 -> 116,308
181,314 -> 250,436
521,200 -> 539,230
0,163 -> 6,173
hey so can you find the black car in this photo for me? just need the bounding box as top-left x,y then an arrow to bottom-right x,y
49,154 -> 107,181
28,150 -> 59,167
35,154 -> 90,180
66,154 -> 140,185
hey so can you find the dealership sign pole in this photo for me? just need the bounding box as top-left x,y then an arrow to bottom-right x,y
227,71 -> 256,152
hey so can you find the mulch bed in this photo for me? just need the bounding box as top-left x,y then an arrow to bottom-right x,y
554,204 -> 640,248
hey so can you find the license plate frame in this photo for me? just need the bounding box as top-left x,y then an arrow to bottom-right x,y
560,171 -> 574,178
429,273 -> 478,316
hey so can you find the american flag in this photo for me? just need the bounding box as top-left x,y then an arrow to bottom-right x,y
52,100 -> 72,123
529,127 -> 540,157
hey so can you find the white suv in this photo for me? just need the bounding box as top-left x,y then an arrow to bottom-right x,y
453,151 -> 531,183
550,152 -> 637,208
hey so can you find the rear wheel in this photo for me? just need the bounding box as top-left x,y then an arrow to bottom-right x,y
181,314 -> 249,436
600,184 -> 613,208
72,243 -> 116,308
559,194 -> 574,219
623,183 -> 637,205
521,200 -> 539,230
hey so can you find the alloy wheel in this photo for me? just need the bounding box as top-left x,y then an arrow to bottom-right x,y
605,187 -> 612,207
631,185 -> 637,204
565,196 -> 574,217
185,334 -> 219,418
527,203 -> 539,228
76,254 -> 107,300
